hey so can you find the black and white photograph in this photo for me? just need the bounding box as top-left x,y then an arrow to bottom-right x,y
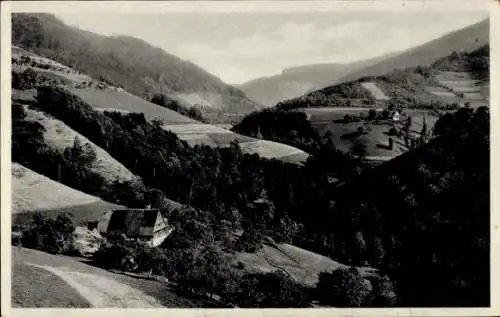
2,0 -> 497,313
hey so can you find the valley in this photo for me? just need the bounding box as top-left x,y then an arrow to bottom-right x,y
8,11 -> 491,310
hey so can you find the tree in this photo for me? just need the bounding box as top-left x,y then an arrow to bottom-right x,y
229,271 -> 310,307
315,267 -> 372,307
367,274 -> 397,307
351,141 -> 367,157
21,212 -> 75,254
367,109 -> 377,120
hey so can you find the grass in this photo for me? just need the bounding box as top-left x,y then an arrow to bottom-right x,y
238,140 -> 308,160
163,123 -> 232,135
361,82 -> 390,100
176,134 -> 218,147
69,88 -> 197,124
12,263 -> 92,308
12,163 -> 103,214
234,242 -> 374,287
174,92 -> 224,110
12,200 -> 123,227
23,105 -> 136,183
12,247 -> 210,308
206,133 -> 256,147
301,107 -> 440,158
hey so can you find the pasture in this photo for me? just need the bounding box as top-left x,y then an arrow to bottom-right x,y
69,88 -> 197,125
11,163 -> 122,226
297,107 -> 440,159
238,140 -> 309,160
235,242 -> 376,287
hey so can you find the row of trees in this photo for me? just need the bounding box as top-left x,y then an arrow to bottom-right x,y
150,93 -> 208,123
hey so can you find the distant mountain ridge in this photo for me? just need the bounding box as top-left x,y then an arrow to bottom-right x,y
239,52 -> 400,106
239,18 -> 488,107
338,18 -> 489,83
11,13 -> 263,123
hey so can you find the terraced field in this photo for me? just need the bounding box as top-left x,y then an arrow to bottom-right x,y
433,71 -> 489,107
23,105 -> 136,183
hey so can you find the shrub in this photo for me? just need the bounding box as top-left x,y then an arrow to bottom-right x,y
21,212 -> 75,254
92,235 -> 143,271
228,271 -> 311,307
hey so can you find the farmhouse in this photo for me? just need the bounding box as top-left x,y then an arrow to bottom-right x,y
98,209 -> 174,248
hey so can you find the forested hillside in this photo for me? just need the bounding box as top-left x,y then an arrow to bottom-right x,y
277,45 -> 489,111
11,13 -> 262,123
309,107 -> 490,306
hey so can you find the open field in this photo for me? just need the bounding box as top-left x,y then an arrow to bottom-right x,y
297,107 -> 440,159
238,140 -> 308,160
11,163 -> 122,226
23,106 -> 136,183
12,163 -> 101,213
177,134 -> 219,147
69,88 -> 197,124
163,123 -> 232,135
12,248 -> 203,308
235,242 -> 376,287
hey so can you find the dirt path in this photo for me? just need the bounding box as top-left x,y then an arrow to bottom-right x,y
25,263 -> 164,308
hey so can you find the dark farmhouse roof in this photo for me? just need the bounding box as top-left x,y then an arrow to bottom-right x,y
106,209 -> 167,237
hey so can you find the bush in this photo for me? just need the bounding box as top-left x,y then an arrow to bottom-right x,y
315,267 -> 372,307
92,235 -> 144,271
21,212 -> 75,254
228,271 -> 311,307
366,274 -> 397,307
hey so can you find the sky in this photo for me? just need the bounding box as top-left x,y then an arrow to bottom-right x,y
56,10 -> 488,85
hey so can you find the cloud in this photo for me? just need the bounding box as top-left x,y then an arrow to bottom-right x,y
177,20 -> 379,83
176,14 -> 486,84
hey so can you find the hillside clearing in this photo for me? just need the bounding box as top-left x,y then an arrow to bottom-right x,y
361,82 -> 390,100
23,106 -> 136,183
69,88 -> 196,124
163,123 -> 232,135
11,163 -> 122,226
238,140 -> 308,160
235,243 -> 375,287
12,163 -> 101,213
